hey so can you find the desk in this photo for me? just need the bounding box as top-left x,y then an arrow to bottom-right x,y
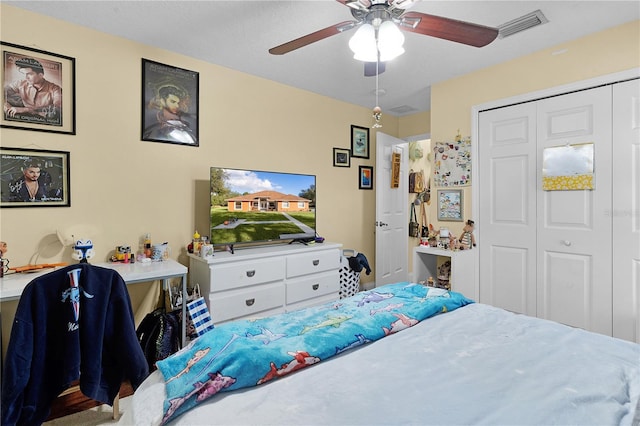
413,246 -> 476,299
0,259 -> 188,344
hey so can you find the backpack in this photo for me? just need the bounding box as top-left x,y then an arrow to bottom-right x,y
136,308 -> 182,371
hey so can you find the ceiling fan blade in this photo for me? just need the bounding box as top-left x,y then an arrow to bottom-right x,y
364,61 -> 386,77
401,12 -> 498,47
269,21 -> 357,55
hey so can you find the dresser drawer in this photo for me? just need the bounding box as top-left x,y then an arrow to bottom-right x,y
286,270 -> 339,305
286,249 -> 340,278
286,293 -> 339,314
209,283 -> 284,323
211,257 -> 285,292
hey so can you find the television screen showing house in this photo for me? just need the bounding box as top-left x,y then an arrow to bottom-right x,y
210,167 -> 316,246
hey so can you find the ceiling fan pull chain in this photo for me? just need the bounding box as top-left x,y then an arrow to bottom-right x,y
372,58 -> 383,128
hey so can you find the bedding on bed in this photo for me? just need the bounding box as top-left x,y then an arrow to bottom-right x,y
155,282 -> 473,424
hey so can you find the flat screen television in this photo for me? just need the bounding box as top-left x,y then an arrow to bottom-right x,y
210,167 -> 316,248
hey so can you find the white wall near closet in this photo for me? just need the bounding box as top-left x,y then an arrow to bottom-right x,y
475,73 -> 639,342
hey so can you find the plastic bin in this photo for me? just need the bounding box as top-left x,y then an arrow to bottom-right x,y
339,249 -> 361,299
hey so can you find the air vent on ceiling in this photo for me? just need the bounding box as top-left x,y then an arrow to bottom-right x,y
498,10 -> 548,39
388,105 -> 419,116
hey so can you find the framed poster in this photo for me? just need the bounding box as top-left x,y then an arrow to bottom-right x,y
0,147 -> 70,207
141,59 -> 199,146
351,125 -> 370,159
1,42 -> 76,134
333,147 -> 350,167
437,189 -> 463,222
359,165 -> 373,190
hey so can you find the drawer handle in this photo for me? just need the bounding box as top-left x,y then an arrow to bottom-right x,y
312,284 -> 320,291
245,298 -> 255,306
312,259 -> 320,266
246,270 -> 256,277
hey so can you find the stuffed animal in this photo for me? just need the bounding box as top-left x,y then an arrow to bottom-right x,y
459,220 -> 477,250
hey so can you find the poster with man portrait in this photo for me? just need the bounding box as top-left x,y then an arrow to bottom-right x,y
1,42 -> 76,134
0,147 -> 70,208
141,59 -> 199,147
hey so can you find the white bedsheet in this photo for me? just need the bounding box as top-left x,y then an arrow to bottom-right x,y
130,303 -> 640,425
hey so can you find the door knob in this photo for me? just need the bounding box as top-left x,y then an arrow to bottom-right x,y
376,221 -> 389,227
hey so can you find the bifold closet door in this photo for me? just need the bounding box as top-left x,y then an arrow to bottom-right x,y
478,103 -> 538,316
613,79 -> 640,343
535,86 -> 612,336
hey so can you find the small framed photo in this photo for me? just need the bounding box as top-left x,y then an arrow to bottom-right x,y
359,165 -> 373,190
0,147 -> 70,208
333,147 -> 350,167
437,189 -> 463,222
351,125 -> 370,159
1,42 -> 76,134
141,59 -> 199,146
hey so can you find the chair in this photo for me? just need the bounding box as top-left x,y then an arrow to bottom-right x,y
1,263 -> 148,425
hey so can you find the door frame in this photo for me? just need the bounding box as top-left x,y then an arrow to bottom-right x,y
471,67 -> 640,301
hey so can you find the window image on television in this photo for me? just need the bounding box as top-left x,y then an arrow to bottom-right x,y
210,167 -> 316,247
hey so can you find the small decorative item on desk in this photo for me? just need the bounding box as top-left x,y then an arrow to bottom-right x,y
152,243 -> 170,261
0,241 -> 8,277
71,239 -> 94,263
427,276 -> 435,287
112,245 -> 132,263
143,233 -> 152,258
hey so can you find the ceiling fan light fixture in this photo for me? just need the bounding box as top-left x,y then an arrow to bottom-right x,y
377,20 -> 405,61
349,23 -> 378,62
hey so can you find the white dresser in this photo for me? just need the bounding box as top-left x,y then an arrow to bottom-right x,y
188,242 -> 342,324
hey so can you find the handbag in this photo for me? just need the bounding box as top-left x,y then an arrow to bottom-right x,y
420,202 -> 429,238
409,170 -> 425,193
409,203 -> 419,238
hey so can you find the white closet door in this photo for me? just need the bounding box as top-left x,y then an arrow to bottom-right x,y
613,79 -> 640,343
478,103 -> 537,315
536,87 -> 612,335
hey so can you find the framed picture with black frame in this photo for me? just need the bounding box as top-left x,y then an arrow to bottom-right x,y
351,125 -> 370,159
1,42 -> 76,134
141,59 -> 199,146
333,147 -> 350,167
0,147 -> 70,208
359,165 -> 373,190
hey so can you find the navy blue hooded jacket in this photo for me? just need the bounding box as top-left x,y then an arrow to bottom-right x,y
1,264 -> 149,425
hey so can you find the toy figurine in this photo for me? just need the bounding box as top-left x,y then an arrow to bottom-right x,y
72,239 -> 95,263
459,220 -> 477,250
0,241 -> 8,277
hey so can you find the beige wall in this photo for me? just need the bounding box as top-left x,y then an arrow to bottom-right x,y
0,5 -> 432,356
0,4 -> 420,274
429,20 -> 640,238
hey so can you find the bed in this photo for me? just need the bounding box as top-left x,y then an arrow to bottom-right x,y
128,282 -> 640,425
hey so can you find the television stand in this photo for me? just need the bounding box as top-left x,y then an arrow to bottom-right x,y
188,242 -> 342,324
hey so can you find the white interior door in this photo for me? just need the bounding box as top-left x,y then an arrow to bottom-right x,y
478,103 -> 538,316
612,79 -> 640,343
536,87 -> 612,335
375,132 -> 409,286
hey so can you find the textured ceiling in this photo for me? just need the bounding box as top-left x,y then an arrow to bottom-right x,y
6,1 -> 640,116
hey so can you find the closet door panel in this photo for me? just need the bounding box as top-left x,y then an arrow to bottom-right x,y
613,79 -> 640,343
479,103 -> 537,315
536,86 -> 612,335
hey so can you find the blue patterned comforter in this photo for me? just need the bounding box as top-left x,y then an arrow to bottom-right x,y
156,282 -> 474,424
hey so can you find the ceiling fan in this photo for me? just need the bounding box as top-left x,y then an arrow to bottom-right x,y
269,0 -> 499,76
